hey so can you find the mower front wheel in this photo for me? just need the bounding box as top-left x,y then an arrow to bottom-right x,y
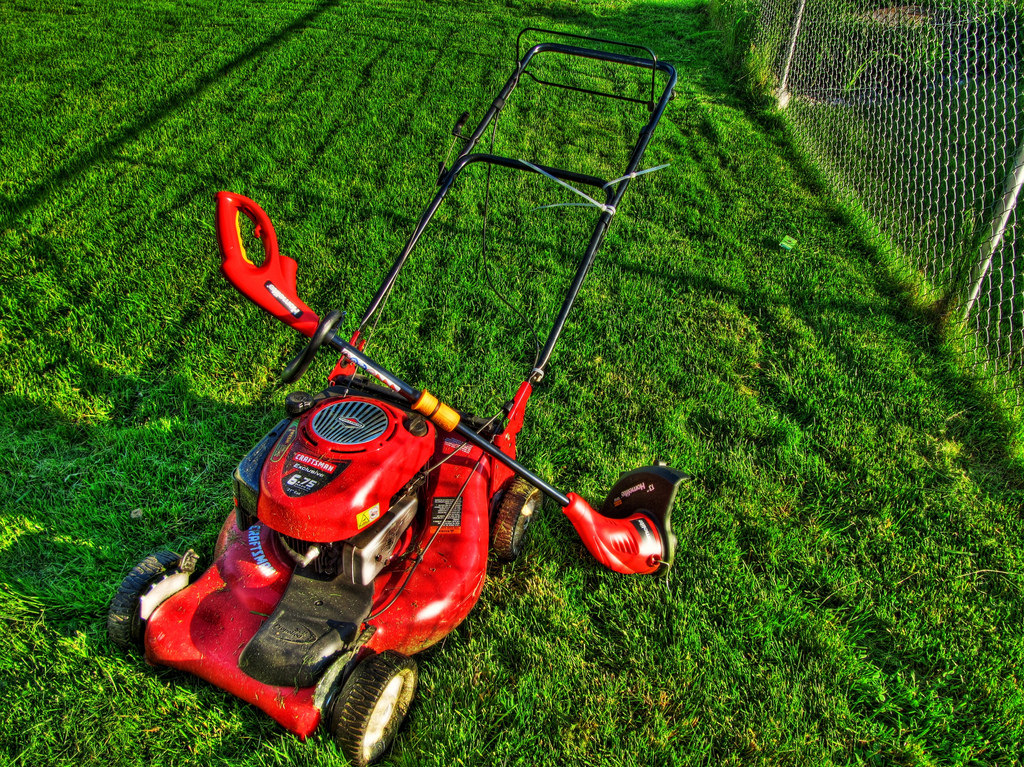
491,477 -> 540,561
328,651 -> 418,767
107,550 -> 184,653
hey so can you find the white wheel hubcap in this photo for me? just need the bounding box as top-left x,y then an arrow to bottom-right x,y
362,674 -> 406,762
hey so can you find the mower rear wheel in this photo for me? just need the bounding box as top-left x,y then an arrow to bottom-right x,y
328,651 -> 418,767
492,477 -> 540,561
107,550 -> 181,653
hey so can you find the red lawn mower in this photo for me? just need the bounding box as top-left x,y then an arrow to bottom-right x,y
108,31 -> 684,766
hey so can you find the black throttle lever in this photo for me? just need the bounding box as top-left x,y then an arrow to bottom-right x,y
452,111 -> 470,138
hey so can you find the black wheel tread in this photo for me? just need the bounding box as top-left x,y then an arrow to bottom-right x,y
491,477 -> 539,561
107,550 -> 180,652
329,651 -> 418,767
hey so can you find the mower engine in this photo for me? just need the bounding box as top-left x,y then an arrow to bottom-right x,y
219,391 -> 436,687
277,493 -> 419,585
237,395 -> 434,546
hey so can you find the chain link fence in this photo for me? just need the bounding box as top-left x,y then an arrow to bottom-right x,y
713,0 -> 1024,395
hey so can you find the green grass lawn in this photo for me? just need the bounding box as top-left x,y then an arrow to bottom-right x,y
2,0 -> 1023,765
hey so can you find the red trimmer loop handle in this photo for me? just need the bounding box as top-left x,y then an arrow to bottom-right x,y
215,191 -> 320,337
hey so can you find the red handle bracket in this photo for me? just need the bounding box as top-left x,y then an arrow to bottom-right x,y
215,191 -> 320,337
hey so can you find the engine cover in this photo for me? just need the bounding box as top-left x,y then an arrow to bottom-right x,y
258,396 -> 435,542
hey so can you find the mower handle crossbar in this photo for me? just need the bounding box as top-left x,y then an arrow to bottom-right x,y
358,41 -> 677,381
450,155 -> 614,196
516,29 -> 660,108
516,29 -> 659,67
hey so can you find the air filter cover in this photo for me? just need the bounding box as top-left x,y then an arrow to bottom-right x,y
258,396 -> 435,542
309,400 -> 390,446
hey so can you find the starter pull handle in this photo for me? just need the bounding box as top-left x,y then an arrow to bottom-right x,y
215,191 -> 320,337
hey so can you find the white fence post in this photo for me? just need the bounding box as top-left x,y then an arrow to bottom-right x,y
961,141 -> 1024,322
777,0 -> 808,109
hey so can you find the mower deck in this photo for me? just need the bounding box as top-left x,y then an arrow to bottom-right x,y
145,521 -> 323,735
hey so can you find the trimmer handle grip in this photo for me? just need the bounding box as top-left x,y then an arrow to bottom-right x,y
215,191 -> 320,337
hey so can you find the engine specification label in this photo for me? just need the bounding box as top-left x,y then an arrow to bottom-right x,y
442,437 -> 473,456
282,451 -> 348,498
429,497 -> 463,535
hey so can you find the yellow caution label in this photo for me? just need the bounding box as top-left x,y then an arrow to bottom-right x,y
356,503 -> 381,530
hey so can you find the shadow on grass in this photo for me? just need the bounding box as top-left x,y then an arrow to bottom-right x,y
3,1 -> 1023,761
0,0 -> 343,229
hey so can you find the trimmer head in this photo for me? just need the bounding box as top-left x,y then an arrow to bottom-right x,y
561,464 -> 688,575
599,464 -> 688,572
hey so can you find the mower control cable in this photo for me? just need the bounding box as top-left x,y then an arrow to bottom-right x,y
367,450 -> 486,621
520,159 -> 617,216
420,413 -> 502,478
476,110 -> 542,376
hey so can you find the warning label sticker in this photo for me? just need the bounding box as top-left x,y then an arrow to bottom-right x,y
357,503 -> 382,530
429,497 -> 463,534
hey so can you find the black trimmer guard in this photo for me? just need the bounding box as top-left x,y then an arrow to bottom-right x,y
600,465 -> 689,571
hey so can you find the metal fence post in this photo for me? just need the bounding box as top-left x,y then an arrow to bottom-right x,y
961,141 -> 1024,322
777,0 -> 808,109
